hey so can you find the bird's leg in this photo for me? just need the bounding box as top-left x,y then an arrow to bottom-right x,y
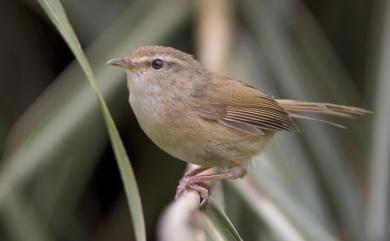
175,166 -> 247,207
175,166 -> 210,201
183,166 -> 209,178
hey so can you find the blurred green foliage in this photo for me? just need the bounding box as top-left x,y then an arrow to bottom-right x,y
0,0 -> 388,241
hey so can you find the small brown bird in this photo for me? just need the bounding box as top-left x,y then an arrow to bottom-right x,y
108,46 -> 369,206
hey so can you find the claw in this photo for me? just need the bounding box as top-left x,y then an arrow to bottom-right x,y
175,176 -> 192,200
197,186 -> 210,207
199,198 -> 208,207
174,166 -> 247,207
175,176 -> 211,207
190,183 -> 210,207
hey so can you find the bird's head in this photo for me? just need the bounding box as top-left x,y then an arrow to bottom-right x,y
107,45 -> 202,80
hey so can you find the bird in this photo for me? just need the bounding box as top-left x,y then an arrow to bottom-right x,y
108,45 -> 370,206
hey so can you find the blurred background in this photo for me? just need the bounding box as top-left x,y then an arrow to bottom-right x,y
0,0 -> 388,240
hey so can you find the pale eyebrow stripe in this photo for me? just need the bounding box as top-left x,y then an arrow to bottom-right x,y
132,55 -> 184,65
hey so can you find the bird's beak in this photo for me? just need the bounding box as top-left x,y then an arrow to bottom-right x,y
107,57 -> 131,68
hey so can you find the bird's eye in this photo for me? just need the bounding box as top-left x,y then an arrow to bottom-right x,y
151,59 -> 163,70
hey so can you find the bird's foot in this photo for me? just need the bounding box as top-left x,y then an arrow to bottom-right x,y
175,176 -> 210,207
175,166 -> 247,207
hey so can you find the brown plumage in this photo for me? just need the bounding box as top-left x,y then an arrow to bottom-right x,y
108,45 -> 371,206
193,74 -> 299,135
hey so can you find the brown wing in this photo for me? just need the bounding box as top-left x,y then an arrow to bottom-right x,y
193,74 -> 299,135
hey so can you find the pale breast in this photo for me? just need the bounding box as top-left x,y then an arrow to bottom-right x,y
127,74 -> 272,167
128,80 -> 170,149
131,94 -> 272,167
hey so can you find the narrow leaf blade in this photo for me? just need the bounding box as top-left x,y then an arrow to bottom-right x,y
36,1 -> 146,240
203,200 -> 244,241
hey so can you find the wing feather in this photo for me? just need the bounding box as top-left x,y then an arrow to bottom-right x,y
193,75 -> 299,135
226,107 -> 298,132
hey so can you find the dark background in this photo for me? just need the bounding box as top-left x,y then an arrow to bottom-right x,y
0,0 -> 387,241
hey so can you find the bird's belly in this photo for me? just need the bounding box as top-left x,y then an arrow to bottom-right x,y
178,119 -> 273,167
131,101 -> 272,167
128,84 -> 272,167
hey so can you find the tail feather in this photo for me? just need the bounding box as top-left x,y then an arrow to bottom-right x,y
276,99 -> 371,128
289,113 -> 347,129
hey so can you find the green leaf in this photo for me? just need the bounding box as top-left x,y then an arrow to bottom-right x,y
228,179 -> 339,241
366,1 -> 390,240
0,192 -> 52,241
0,1 -> 191,239
239,1 -> 366,240
225,32 -> 340,241
36,1 -> 146,241
203,200 -> 244,241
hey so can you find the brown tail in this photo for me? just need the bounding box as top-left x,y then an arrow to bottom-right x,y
276,99 -> 371,128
